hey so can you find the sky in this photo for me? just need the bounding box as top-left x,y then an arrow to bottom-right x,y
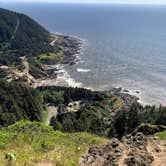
1,0 -> 166,4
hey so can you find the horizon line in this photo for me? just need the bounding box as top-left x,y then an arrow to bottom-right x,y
1,2 -> 166,6
1,1 -> 166,5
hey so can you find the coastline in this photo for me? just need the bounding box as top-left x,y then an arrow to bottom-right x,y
32,33 -> 145,106
33,33 -> 86,88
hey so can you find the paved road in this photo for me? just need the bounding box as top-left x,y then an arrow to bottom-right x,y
50,35 -> 57,46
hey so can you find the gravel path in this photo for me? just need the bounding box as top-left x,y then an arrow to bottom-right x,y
45,106 -> 58,125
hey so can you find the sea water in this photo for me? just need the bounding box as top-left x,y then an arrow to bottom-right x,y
2,3 -> 166,105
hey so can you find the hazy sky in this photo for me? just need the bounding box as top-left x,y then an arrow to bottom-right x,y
1,0 -> 166,4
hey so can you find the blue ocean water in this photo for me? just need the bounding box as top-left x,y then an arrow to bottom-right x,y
2,3 -> 166,105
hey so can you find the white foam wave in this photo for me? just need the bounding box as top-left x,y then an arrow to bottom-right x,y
77,68 -> 91,73
56,67 -> 82,88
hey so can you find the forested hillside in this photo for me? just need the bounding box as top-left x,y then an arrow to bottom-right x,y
0,8 -> 53,66
0,80 -> 44,126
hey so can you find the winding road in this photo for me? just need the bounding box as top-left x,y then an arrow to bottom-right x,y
21,35 -> 59,125
50,35 -> 57,46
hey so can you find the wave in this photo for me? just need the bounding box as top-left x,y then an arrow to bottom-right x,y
77,68 -> 91,73
56,67 -> 83,88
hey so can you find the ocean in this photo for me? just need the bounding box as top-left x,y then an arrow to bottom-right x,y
1,3 -> 166,105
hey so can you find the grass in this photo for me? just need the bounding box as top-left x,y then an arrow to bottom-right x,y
155,131 -> 166,139
101,92 -> 121,111
110,96 -> 121,110
0,121 -> 108,166
39,52 -> 63,64
41,110 -> 48,123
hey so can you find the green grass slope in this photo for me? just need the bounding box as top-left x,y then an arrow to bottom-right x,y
0,121 -> 108,166
155,131 -> 166,139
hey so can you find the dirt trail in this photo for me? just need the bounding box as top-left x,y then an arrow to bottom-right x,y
118,148 -> 127,166
147,138 -> 166,166
11,16 -> 20,40
45,106 -> 58,125
21,56 -> 29,74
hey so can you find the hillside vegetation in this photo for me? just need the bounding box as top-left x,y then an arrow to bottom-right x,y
155,131 -> 166,139
0,79 -> 44,126
0,8 -> 53,66
0,121 -> 108,166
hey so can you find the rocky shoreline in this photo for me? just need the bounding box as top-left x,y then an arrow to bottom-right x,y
43,34 -> 85,75
59,35 -> 85,65
110,87 -> 139,112
32,34 -> 85,88
34,34 -> 140,108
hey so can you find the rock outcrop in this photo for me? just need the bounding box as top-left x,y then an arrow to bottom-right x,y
80,132 -> 165,166
124,132 -> 154,166
82,138 -> 123,166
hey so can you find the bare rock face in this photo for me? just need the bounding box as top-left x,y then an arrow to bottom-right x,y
82,138 -> 124,166
81,133 -> 155,166
125,132 -> 154,166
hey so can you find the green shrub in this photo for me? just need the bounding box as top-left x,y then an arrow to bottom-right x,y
155,131 -> 166,139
